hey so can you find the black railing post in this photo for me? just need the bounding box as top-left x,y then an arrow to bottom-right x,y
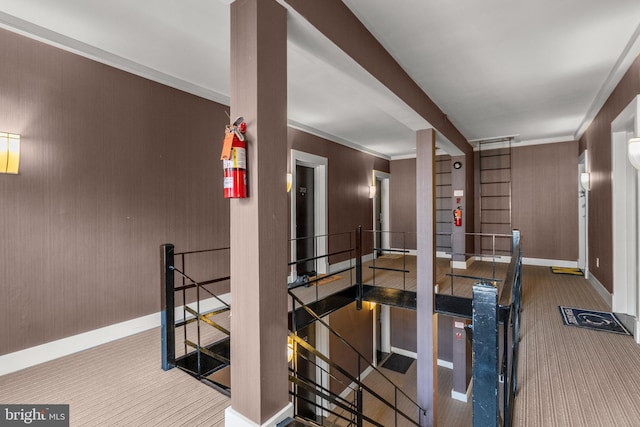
472,281 -> 499,427
161,243 -> 175,371
356,226 -> 363,310
356,386 -> 363,427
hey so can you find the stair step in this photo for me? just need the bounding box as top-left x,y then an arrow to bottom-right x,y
176,337 -> 230,377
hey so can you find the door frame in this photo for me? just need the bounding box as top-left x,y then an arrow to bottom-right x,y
290,150 -> 328,280
578,151 -> 589,277
611,95 -> 640,341
372,170 -> 391,254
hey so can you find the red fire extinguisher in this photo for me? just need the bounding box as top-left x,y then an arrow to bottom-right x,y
220,117 -> 247,198
453,206 -> 462,227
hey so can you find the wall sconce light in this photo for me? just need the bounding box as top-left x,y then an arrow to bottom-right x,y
287,335 -> 294,362
0,132 -> 20,174
368,185 -> 377,199
629,137 -> 640,171
286,173 -> 292,193
580,172 -> 591,191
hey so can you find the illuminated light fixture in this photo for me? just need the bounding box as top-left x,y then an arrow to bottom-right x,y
287,336 -> 294,362
0,132 -> 20,174
368,185 -> 377,199
629,137 -> 640,171
580,172 -> 591,191
286,173 -> 292,193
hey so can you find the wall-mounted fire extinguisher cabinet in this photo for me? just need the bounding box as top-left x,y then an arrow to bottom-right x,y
220,117 -> 248,198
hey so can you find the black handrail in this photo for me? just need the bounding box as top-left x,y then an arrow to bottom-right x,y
364,229 -> 410,290
288,290 -> 426,425
472,230 -> 522,427
160,243 -> 231,380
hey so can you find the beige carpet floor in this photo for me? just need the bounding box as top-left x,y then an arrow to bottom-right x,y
2,262 -> 640,426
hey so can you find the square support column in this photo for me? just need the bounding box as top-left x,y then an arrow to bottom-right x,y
416,129 -> 437,426
225,1 -> 291,425
451,155 -> 467,267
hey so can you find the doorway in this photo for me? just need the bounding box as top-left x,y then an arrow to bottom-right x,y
290,150 -> 328,282
372,171 -> 391,256
296,164 -> 316,277
611,95 -> 639,341
578,151 -> 588,275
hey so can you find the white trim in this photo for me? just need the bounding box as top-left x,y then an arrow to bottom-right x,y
436,251 -> 451,259
0,295 -> 230,376
477,255 -> 512,264
224,403 -> 293,427
575,23 -> 640,140
588,274 -> 613,309
373,171 -> 391,254
0,12 -> 230,106
328,253 -> 374,275
452,257 -> 475,270
0,313 -> 157,376
390,346 -> 417,359
451,379 -> 473,403
522,258 -> 578,268
288,120 -> 390,160
578,151 -> 589,277
333,365 -> 375,411
611,96 -> 639,316
437,359 -> 453,369
380,305 -> 391,354
315,320 -> 330,418
390,248 -> 418,256
290,150 -> 329,278
390,153 -> 417,160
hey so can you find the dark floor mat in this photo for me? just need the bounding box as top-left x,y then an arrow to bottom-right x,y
381,353 -> 414,374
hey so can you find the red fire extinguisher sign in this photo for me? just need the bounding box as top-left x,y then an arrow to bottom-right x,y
220,118 -> 248,198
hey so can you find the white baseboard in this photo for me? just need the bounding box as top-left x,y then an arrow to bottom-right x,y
333,364 -> 375,412
451,257 -> 475,269
390,346 -> 417,359
523,257 -> 578,268
451,379 -> 473,402
587,273 -> 612,308
476,255 -> 512,264
437,359 -> 453,369
390,248 -> 418,256
0,294 -> 231,376
329,253 -> 372,275
224,403 -> 293,427
436,251 -> 451,259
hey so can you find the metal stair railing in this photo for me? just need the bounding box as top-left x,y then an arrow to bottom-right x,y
160,244 -> 231,381
365,229 -> 412,290
288,230 -> 356,304
288,290 -> 426,426
471,230 -> 522,427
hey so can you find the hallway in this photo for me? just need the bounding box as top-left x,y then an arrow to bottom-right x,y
1,264 -> 640,426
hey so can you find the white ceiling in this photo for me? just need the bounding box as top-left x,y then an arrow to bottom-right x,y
1,0 -> 639,158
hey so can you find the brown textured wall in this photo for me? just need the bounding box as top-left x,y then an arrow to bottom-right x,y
329,302 -> 373,395
389,158 -> 417,249
0,28 -> 230,355
511,142 -> 579,261
288,128 -> 390,261
390,306 -> 417,352
579,55 -> 640,292
388,308 -> 454,363
392,142 -> 580,261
